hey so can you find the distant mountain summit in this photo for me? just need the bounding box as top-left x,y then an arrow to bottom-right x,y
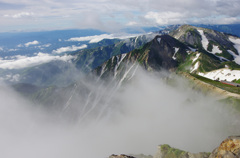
94,34 -> 189,79
95,25 -> 240,83
170,24 -> 238,61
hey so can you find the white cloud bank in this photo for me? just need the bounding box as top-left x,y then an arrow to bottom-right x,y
67,34 -> 139,43
144,11 -> 186,25
24,40 -> 39,47
0,53 -> 75,69
0,67 -> 239,158
4,12 -> 34,19
1,0 -> 240,32
52,44 -> 88,54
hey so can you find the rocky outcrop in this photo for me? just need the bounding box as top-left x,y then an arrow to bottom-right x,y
109,154 -> 153,158
109,154 -> 136,158
109,136 -> 240,158
209,136 -> 240,158
153,144 -> 210,158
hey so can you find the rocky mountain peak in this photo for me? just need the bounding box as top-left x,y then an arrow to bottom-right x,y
209,136 -> 240,158
147,34 -> 188,70
109,154 -> 136,158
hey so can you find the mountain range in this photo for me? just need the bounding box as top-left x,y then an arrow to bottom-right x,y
95,25 -> 240,83
1,24 -> 240,158
7,24 -> 240,110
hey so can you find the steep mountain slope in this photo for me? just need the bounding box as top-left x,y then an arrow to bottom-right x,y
170,25 -> 238,61
95,34 -> 190,79
73,32 -> 160,72
94,25 -> 240,92
0,32 -> 159,86
169,25 -> 240,82
10,25 -> 240,115
195,24 -> 240,37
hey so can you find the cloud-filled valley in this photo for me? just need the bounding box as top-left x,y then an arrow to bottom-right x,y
1,4 -> 240,157
0,53 -> 74,69
0,66 -> 239,158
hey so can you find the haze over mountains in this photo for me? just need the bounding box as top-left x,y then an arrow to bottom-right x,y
1,24 -> 240,158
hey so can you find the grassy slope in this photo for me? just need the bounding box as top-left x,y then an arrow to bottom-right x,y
189,73 -> 240,112
190,73 -> 240,94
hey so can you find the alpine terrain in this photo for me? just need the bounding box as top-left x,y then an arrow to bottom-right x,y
1,24 -> 240,158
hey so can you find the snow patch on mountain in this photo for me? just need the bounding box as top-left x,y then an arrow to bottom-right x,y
198,68 -> 240,82
227,50 -> 240,65
190,61 -> 199,73
211,45 -> 222,54
197,30 -> 223,58
172,47 -> 179,60
192,53 -> 200,63
188,47 -> 197,52
228,36 -> 240,65
229,36 -> 240,54
198,29 -> 209,51
114,54 -> 127,77
134,36 -> 139,44
157,37 -> 161,44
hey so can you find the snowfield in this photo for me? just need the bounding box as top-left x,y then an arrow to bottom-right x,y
192,53 -> 200,63
211,45 -> 222,54
229,36 -> 240,54
191,61 -> 200,73
228,36 -> 240,65
227,50 -> 240,65
198,68 -> 240,82
197,29 -> 223,57
198,29 -> 209,51
172,47 -> 179,60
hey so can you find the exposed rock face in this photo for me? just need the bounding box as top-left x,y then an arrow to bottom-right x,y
110,136 -> 240,158
109,154 -> 136,158
147,35 -> 188,71
209,136 -> 240,158
95,34 -> 189,80
153,144 -> 210,158
170,25 -> 202,47
109,154 -> 153,158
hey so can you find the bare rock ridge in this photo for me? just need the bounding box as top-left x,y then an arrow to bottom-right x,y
109,154 -> 136,158
109,136 -> 240,158
209,136 -> 240,158
153,144 -> 210,158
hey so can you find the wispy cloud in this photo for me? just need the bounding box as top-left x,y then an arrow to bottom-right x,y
67,33 -> 138,43
4,12 -> 34,19
144,11 -> 186,25
8,49 -> 18,52
37,43 -> 52,50
24,40 -> 39,47
0,0 -> 240,32
126,21 -> 138,26
67,34 -> 114,43
0,53 -> 75,69
52,44 -> 88,54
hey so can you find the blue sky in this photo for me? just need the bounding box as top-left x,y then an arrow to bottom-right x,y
1,0 -> 240,32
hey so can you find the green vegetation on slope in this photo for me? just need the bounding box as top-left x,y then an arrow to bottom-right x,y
160,144 -> 188,158
220,97 -> 240,113
190,74 -> 240,94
